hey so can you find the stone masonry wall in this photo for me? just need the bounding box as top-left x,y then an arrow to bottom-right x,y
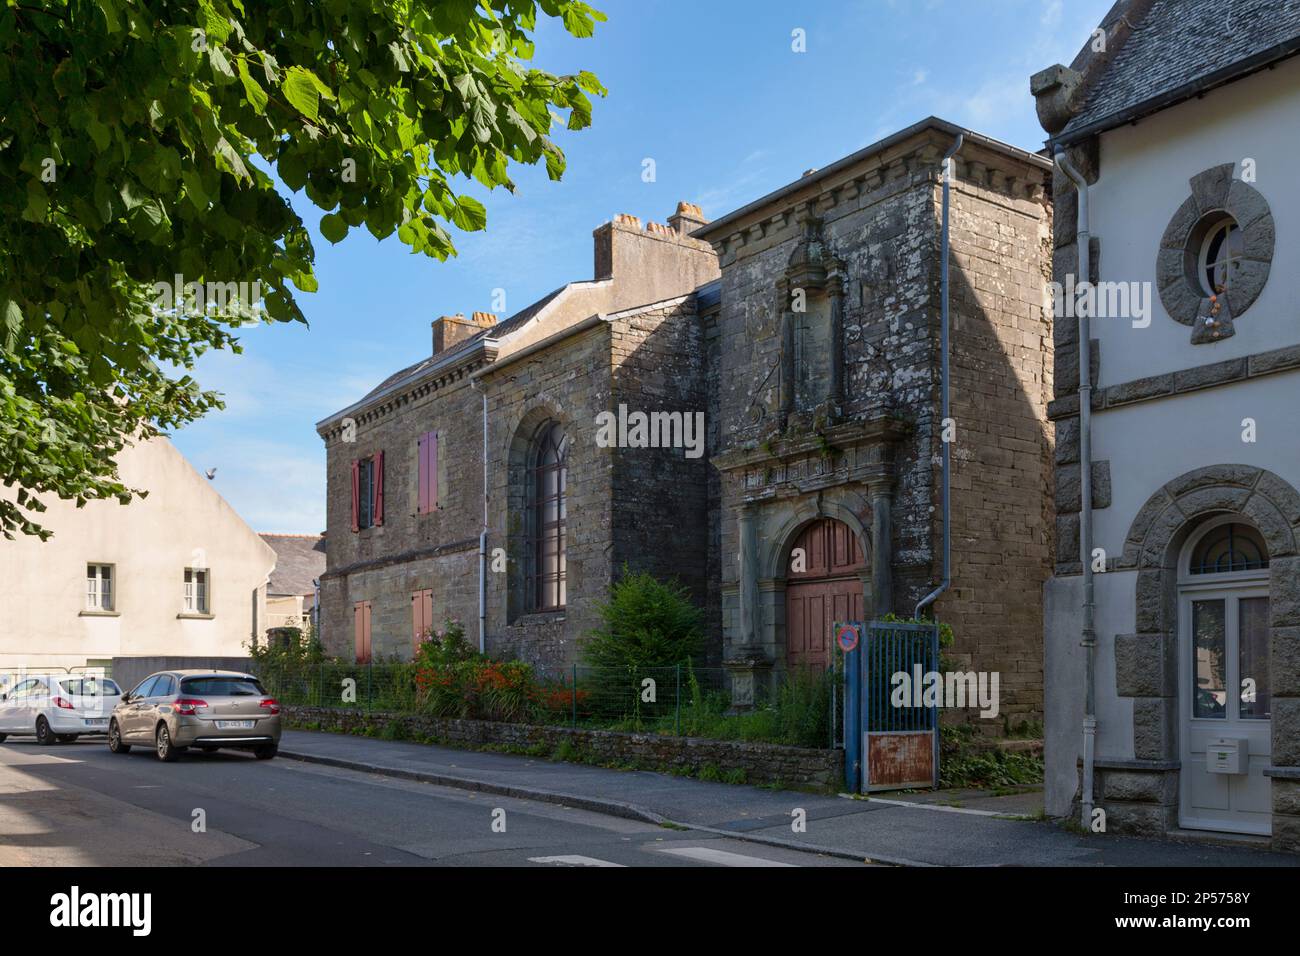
933,163 -> 1055,727
482,324 -> 615,670
285,705 -> 843,788
319,365 -> 486,661
609,296 -> 713,657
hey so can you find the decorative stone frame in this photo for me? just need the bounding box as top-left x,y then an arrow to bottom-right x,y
1112,464 -> 1300,851
1157,164 -> 1275,345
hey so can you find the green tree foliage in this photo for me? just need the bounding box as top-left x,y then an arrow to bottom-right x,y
582,567 -> 705,670
0,0 -> 605,538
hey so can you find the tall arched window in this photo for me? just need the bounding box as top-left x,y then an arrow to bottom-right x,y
529,422 -> 568,611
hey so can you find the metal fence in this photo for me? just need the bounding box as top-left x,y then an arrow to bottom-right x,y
254,659 -> 841,749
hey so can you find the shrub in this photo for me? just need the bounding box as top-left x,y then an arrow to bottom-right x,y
581,566 -> 704,670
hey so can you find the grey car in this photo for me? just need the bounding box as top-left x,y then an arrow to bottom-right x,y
108,670 -> 282,762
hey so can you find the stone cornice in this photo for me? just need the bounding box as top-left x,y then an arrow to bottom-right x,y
1048,343 -> 1300,421
317,346 -> 496,441
713,414 -> 910,473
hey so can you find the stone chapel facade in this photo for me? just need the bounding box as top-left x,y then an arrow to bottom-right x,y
316,117 -> 1054,728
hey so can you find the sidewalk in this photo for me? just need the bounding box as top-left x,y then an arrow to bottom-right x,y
279,730 -> 1300,867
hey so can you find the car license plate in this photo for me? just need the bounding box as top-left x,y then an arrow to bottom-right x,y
216,720 -> 255,730
84,718 -> 107,727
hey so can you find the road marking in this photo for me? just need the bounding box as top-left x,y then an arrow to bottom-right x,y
528,855 -> 626,867
657,846 -> 796,867
863,796 -> 1031,818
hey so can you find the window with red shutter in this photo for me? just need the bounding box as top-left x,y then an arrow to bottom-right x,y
417,431 -> 439,514
353,601 -> 372,663
350,459 -> 360,532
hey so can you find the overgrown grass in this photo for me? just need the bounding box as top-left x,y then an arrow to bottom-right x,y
939,725 -> 1044,789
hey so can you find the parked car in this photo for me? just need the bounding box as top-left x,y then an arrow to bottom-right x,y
0,674 -> 122,744
108,670 -> 281,762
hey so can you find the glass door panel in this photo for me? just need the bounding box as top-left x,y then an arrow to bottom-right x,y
1191,599 -> 1226,719
1238,596 -> 1270,719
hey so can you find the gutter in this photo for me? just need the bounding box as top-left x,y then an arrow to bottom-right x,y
1055,149 -> 1097,831
915,133 -> 964,622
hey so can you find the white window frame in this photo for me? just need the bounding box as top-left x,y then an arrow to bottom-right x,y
86,563 -> 114,612
183,567 -> 210,614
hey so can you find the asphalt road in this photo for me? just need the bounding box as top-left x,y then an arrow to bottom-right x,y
0,737 -> 864,867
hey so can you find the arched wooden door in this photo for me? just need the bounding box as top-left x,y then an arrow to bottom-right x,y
784,518 -> 866,669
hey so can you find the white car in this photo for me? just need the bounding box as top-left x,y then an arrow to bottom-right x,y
0,675 -> 123,744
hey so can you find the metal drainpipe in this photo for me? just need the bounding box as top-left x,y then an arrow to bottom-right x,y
1055,149 -> 1097,829
915,133 -> 963,622
470,378 -> 488,654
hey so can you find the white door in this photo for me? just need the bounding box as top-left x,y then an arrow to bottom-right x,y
1178,587 -> 1272,834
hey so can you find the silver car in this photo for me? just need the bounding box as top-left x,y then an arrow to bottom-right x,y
108,670 -> 282,762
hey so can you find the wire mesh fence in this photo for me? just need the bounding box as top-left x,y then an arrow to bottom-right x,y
254,659 -> 841,749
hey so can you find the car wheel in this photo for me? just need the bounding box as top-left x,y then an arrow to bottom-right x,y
108,721 -> 131,754
254,743 -> 278,761
34,716 -> 56,746
155,724 -> 179,762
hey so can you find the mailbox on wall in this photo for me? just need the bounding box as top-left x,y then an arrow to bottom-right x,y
1207,737 -> 1248,775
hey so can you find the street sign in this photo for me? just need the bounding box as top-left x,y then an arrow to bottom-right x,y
836,623 -> 860,653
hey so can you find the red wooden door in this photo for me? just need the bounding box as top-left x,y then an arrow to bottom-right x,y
785,519 -> 866,669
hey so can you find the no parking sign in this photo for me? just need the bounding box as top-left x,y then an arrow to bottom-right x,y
835,623 -> 860,653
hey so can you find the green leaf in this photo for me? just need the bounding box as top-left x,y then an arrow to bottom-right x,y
237,57 -> 269,114
448,195 -> 487,232
319,213 -> 348,244
282,66 -> 322,121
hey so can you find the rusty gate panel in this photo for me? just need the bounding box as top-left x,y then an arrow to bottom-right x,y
858,620 -> 940,792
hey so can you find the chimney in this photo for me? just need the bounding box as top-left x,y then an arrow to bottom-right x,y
668,201 -> 707,236
432,311 -> 497,355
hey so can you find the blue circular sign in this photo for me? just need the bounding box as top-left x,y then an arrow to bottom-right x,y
836,624 -> 860,653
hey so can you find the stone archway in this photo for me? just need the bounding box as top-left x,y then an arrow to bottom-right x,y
1115,464 -> 1300,850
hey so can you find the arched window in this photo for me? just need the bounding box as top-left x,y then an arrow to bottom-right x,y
1188,522 -> 1269,575
529,422 -> 567,611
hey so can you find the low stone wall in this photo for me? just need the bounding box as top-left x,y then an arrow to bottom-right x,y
284,705 -> 843,788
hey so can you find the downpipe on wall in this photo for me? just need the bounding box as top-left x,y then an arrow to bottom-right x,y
915,133 -> 963,623
1055,148 -> 1097,830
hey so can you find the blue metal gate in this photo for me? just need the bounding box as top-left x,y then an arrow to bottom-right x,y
836,620 -> 941,793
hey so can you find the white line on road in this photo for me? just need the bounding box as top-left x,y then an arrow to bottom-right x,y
657,846 -> 796,867
862,796 -> 1033,818
528,855 -> 626,867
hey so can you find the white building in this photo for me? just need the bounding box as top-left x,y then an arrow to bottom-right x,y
0,436 -> 276,674
1032,0 -> 1300,852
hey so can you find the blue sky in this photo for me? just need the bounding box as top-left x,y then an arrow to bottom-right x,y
170,0 -> 1113,533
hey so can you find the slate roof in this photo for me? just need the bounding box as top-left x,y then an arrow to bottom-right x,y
344,286 -> 565,412
1060,0 -> 1300,142
259,534 -> 326,597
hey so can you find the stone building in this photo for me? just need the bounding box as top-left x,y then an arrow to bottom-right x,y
315,204 -> 719,668
316,117 -> 1055,729
699,118 -> 1054,727
1032,0 -> 1300,850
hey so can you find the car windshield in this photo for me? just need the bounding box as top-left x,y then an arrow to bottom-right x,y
180,677 -> 266,697
60,678 -> 121,696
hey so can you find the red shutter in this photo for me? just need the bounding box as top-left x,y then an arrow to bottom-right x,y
354,601 -> 371,664
374,450 -> 385,526
417,434 -> 430,515
350,459 -> 360,532
412,588 -> 433,655
429,432 -> 439,509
